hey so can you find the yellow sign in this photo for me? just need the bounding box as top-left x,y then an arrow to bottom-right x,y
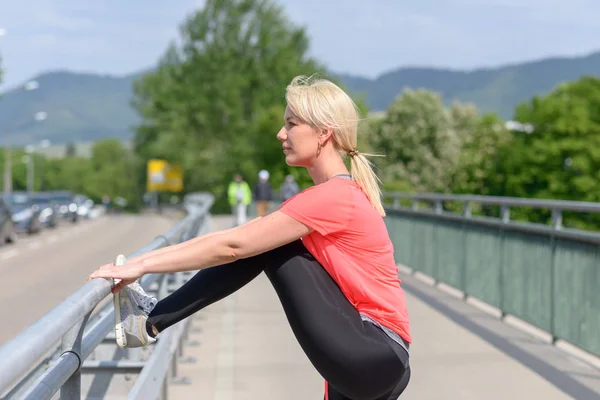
147,159 -> 183,192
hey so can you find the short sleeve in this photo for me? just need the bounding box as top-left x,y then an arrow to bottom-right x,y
280,180 -> 354,236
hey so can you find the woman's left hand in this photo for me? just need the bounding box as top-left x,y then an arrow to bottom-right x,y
88,261 -> 145,294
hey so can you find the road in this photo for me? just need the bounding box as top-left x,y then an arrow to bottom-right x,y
0,213 -> 176,346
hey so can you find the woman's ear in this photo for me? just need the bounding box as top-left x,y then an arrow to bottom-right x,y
319,126 -> 334,144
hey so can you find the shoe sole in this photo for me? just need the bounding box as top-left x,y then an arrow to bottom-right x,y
113,254 -> 128,349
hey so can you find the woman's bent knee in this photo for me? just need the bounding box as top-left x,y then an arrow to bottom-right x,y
331,369 -> 408,400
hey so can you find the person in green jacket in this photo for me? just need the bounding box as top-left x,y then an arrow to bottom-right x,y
227,174 -> 252,226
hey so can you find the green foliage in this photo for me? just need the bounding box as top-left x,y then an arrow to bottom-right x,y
0,139 -> 140,211
366,88 -> 514,219
452,112 -> 512,195
132,0 -> 335,212
494,76 -> 600,228
371,89 -> 466,193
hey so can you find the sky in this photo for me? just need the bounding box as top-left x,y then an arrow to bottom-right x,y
0,0 -> 599,89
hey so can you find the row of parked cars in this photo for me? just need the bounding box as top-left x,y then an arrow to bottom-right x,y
0,191 -> 95,246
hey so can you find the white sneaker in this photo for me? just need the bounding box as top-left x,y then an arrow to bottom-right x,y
112,255 -> 158,349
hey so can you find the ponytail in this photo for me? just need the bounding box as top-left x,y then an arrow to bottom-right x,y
348,150 -> 386,216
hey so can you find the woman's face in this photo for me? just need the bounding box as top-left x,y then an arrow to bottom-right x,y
277,106 -> 320,167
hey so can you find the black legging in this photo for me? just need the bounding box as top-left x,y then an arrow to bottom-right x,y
148,240 -> 410,400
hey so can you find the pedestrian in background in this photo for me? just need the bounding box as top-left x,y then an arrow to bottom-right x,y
281,174 -> 300,201
253,169 -> 272,217
227,174 -> 252,226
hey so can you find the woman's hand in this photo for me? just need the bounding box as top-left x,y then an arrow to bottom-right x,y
88,261 -> 145,294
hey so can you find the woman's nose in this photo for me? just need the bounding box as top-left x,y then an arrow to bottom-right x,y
276,126 -> 286,141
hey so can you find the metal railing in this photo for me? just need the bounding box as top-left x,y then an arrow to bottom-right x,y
383,191 -> 600,357
383,191 -> 600,242
0,192 -> 214,400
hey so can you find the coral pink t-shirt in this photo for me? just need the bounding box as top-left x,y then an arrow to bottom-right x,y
280,177 -> 411,343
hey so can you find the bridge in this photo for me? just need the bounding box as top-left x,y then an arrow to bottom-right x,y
0,192 -> 599,399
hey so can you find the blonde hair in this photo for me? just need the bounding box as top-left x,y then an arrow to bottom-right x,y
285,75 -> 386,216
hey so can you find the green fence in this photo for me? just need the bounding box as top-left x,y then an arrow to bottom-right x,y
384,193 -> 600,358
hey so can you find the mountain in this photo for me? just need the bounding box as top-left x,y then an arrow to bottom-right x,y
1,51 -> 600,147
340,51 -> 600,117
0,71 -> 139,147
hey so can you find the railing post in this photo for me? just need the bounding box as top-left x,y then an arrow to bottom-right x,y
177,271 -> 186,288
499,205 -> 510,318
463,201 -> 472,218
551,209 -> 563,230
60,314 -> 90,400
171,354 -> 178,380
411,200 -> 418,211
550,209 -> 561,343
500,205 -> 510,224
461,201 -> 471,299
162,376 -> 168,400
393,196 -> 400,209
159,274 -> 169,300
434,200 -> 443,214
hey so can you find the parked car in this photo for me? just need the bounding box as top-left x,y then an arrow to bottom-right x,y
74,194 -> 94,219
48,191 -> 78,223
30,192 -> 58,229
2,192 -> 42,235
0,197 -> 17,245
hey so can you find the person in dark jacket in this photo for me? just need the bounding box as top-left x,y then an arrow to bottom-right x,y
253,170 -> 272,217
281,174 -> 300,201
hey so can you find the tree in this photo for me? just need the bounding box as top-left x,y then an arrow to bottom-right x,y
65,142 -> 77,157
494,76 -> 600,228
42,156 -> 93,194
84,139 -> 141,210
132,0 -> 329,211
452,112 -> 511,195
371,89 -> 464,192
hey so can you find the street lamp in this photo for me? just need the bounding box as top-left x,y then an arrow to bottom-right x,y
2,67 -> 42,194
25,80 -> 39,91
24,139 -> 51,194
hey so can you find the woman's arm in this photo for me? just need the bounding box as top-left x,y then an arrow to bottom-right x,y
128,215 -> 264,265
89,211 -> 310,291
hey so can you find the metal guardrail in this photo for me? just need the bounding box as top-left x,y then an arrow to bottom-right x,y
384,191 -> 600,214
383,191 -> 600,244
383,191 -> 600,357
0,192 -> 215,400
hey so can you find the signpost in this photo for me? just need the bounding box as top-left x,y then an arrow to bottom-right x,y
146,159 -> 184,212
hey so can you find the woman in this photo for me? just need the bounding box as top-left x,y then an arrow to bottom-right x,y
89,75 -> 412,400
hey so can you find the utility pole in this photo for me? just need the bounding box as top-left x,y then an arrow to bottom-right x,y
1,27 -> 10,195
3,136 -> 11,194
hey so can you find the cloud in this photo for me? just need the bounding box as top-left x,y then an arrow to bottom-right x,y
30,34 -> 59,46
33,8 -> 95,32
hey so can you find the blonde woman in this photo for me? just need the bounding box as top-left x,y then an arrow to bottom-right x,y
89,75 -> 412,399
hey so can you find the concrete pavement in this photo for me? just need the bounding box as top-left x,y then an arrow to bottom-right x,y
169,215 -> 323,400
168,215 -> 600,400
399,270 -> 600,399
